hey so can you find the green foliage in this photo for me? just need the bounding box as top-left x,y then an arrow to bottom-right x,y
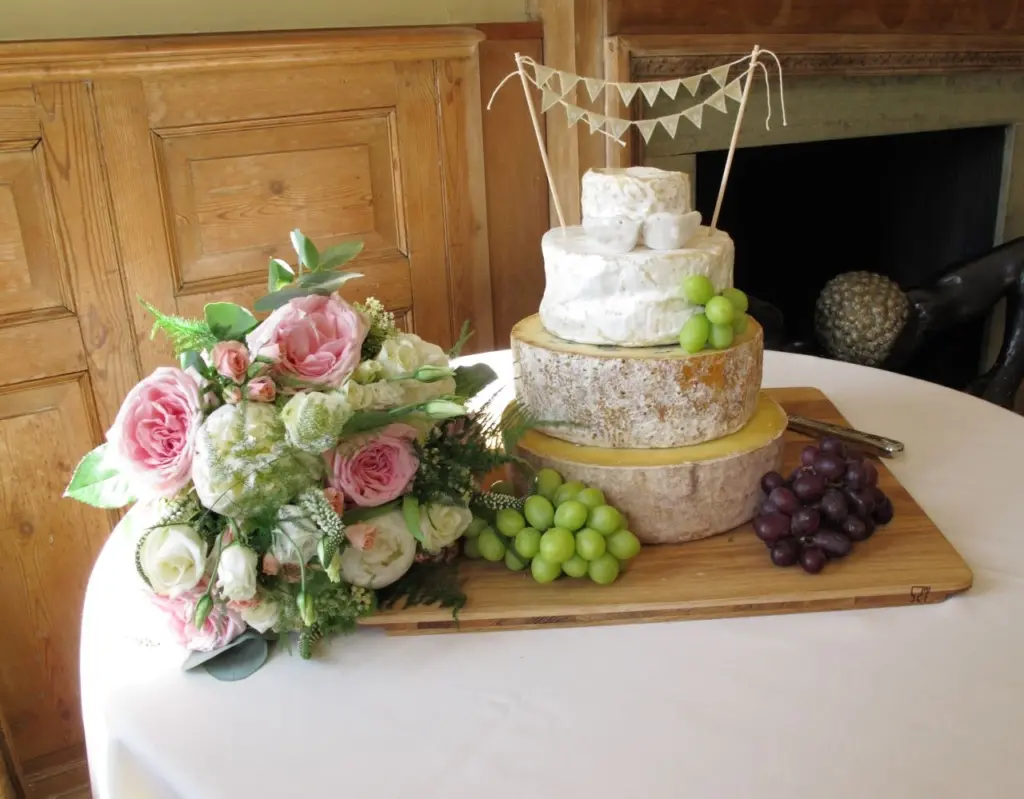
448,320 -> 474,358
453,363 -> 497,400
180,350 -> 213,379
268,258 -> 294,293
204,302 -> 258,341
401,495 -> 424,543
355,297 -> 398,360
319,240 -> 365,270
140,299 -> 218,355
341,397 -> 467,437
63,444 -> 135,508
255,230 -> 364,312
270,575 -> 376,659
376,560 -> 466,617
290,229 -> 320,271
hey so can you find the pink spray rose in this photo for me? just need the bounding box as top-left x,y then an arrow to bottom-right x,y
150,585 -> 246,653
246,376 -> 276,403
246,295 -> 368,389
211,341 -> 249,383
325,423 -> 419,507
323,487 -> 345,516
106,366 -> 202,498
344,522 -> 378,552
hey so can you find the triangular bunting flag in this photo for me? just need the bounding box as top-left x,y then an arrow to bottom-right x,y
640,82 -> 662,105
558,70 -> 580,96
605,117 -> 631,141
724,76 -> 743,102
636,119 -> 659,143
708,64 -> 730,88
586,111 -> 607,134
541,89 -> 561,113
659,113 -> 680,138
682,104 -> 704,128
617,82 -> 640,105
681,74 -> 702,96
659,80 -> 680,100
706,88 -> 728,113
533,63 -> 556,88
583,77 -> 604,102
565,104 -> 588,127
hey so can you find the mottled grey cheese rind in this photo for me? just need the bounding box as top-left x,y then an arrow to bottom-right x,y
512,314 -> 763,448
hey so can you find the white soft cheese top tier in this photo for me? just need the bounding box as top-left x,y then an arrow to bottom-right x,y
581,166 -> 692,222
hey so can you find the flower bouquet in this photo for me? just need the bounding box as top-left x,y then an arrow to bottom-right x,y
65,232 -> 528,660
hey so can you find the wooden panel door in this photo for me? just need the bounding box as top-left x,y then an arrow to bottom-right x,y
0,84 -> 138,796
94,43 -> 493,373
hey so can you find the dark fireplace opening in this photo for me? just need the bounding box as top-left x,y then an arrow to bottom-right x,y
695,126 -> 1007,390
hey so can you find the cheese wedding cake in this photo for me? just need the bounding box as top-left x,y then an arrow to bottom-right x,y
513,166 -> 785,544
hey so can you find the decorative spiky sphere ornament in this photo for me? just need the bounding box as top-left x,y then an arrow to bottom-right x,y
815,271 -> 910,367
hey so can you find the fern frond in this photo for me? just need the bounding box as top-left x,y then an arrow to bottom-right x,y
140,299 -> 218,356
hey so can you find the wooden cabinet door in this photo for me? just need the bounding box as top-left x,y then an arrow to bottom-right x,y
0,84 -> 138,796
94,41 -> 493,373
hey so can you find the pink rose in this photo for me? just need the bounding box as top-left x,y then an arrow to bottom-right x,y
261,553 -> 280,576
246,377 -> 276,403
246,295 -> 367,389
107,367 -> 202,498
325,423 -> 419,507
211,341 -> 249,383
323,487 -> 345,516
344,522 -> 378,551
150,585 -> 246,653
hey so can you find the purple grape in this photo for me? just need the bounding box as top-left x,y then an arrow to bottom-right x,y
790,507 -> 821,536
792,472 -> 827,503
861,460 -> 879,489
844,489 -> 873,520
759,497 -> 777,516
811,530 -> 852,558
819,436 -> 846,458
863,517 -> 877,537
844,461 -> 867,490
842,516 -> 869,541
819,488 -> 849,524
789,466 -> 811,483
800,546 -> 828,574
801,445 -> 820,467
873,494 -> 894,525
871,486 -> 886,505
768,486 -> 801,516
846,448 -> 865,463
771,538 -> 799,567
760,471 -> 786,494
813,452 -> 847,481
753,513 -> 791,544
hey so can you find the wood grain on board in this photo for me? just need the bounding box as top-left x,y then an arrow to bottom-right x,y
362,386 -> 973,635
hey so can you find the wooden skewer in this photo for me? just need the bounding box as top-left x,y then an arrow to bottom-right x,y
710,45 -> 760,234
515,52 -> 568,232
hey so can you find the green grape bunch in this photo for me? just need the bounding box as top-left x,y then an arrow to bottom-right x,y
678,275 -> 751,354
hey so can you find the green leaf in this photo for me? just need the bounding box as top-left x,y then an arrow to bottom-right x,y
179,350 -> 211,377
453,363 -> 497,399
319,240 -> 364,270
296,271 -> 364,293
343,500 -> 400,525
290,229 -> 319,271
254,287 -> 315,313
204,302 -> 258,341
268,258 -> 295,293
402,495 -> 424,543
448,320 -> 474,358
63,444 -> 136,509
140,299 -> 218,356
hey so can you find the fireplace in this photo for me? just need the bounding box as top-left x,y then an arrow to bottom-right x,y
693,125 -> 1008,390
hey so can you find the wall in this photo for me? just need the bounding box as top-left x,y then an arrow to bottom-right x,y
0,0 -> 531,40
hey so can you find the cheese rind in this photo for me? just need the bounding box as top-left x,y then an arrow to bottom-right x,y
581,167 -> 691,222
517,394 -> 787,544
512,314 -> 763,448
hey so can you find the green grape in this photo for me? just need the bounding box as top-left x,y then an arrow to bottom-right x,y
539,527 -> 575,564
463,537 -> 483,559
682,274 -> 715,305
489,479 -> 514,496
708,322 -> 735,350
732,313 -> 749,335
588,505 -> 623,536
562,554 -> 589,578
606,529 -> 642,560
553,481 -> 585,506
553,500 -> 588,531
704,295 -> 735,325
575,527 -> 607,561
531,555 -> 562,584
514,527 -> 542,559
504,548 -> 529,571
464,517 -> 489,538
679,313 -> 711,354
477,528 -> 507,562
588,553 -> 621,585
524,495 -> 555,530
496,508 -> 527,537
534,468 -> 564,499
576,487 -> 606,510
721,287 -> 749,313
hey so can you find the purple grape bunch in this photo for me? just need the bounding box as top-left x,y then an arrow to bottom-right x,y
754,436 -> 895,574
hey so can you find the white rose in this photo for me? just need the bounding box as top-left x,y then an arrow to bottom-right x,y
365,380 -> 406,410
270,506 -> 321,567
352,360 -> 383,384
374,333 -> 449,379
138,523 -> 208,597
217,544 -> 258,602
239,594 -> 281,633
339,510 -> 417,588
419,503 -> 473,553
399,376 -> 457,406
280,391 -> 353,454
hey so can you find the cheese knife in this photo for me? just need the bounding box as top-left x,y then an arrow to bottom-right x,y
786,414 -> 905,458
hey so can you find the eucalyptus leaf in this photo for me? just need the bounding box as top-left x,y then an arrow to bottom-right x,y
319,240 -> 364,270
254,287 -> 315,313
204,302 -> 258,340
296,271 -> 364,293
402,495 -> 424,543
268,258 -> 295,293
179,350 -> 210,377
63,444 -> 136,509
453,363 -> 497,400
290,229 -> 319,271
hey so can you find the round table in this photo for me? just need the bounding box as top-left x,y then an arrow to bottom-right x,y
81,350 -> 1024,799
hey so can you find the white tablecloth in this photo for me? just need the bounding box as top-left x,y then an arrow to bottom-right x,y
81,350 -> 1024,799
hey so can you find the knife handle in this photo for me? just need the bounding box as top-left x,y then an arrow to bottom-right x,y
786,414 -> 905,458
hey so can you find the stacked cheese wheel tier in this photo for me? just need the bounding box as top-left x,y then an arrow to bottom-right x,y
538,226 -> 734,347
512,313 -> 763,448
581,166 -> 691,221
517,394 -> 787,545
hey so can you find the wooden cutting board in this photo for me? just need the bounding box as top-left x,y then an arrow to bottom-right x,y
360,387 -> 973,635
